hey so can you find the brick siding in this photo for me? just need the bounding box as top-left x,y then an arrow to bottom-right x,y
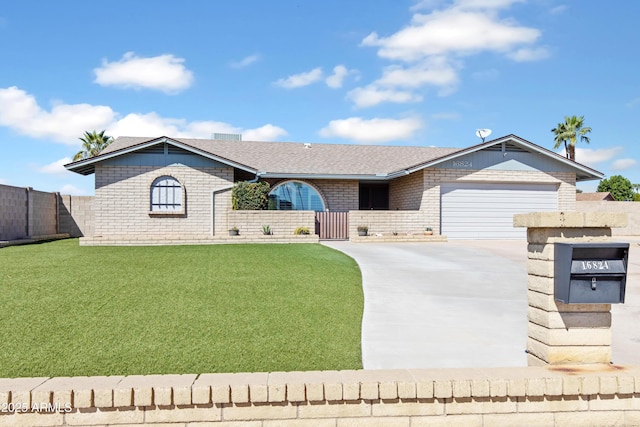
94,164 -> 233,237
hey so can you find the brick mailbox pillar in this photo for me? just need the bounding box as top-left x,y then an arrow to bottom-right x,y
514,212 -> 628,366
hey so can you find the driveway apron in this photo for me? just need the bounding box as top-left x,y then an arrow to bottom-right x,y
323,240 -> 529,369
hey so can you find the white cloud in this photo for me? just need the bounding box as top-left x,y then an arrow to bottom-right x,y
455,0 -> 525,9
39,157 -> 73,175
274,67 -> 323,89
0,86 -> 116,145
347,86 -> 423,108
243,124 -> 288,141
569,147 -> 624,166
0,178 -> 8,185
326,65 -> 356,88
611,158 -> 637,171
375,58 -> 459,90
362,8 -> 541,61
94,52 -> 194,93
230,54 -> 261,69
354,1 -> 545,107
507,47 -> 550,62
410,0 -> 444,11
59,184 -> 88,196
109,113 -> 286,141
319,117 -> 423,143
0,86 -> 288,145
550,5 -> 567,15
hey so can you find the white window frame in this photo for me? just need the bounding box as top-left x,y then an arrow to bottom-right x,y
149,176 -> 184,214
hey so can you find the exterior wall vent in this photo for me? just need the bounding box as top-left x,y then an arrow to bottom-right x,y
212,133 -> 242,141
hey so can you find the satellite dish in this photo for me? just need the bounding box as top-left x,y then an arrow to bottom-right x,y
475,128 -> 492,142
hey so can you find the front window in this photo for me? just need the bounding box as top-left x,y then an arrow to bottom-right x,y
269,181 -> 325,211
150,176 -> 183,212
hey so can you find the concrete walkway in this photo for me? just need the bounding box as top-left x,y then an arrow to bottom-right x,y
323,238 -> 640,370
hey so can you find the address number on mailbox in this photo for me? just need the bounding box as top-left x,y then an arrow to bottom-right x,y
555,243 -> 629,304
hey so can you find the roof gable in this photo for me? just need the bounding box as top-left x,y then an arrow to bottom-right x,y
65,136 -> 259,176
401,134 -> 603,181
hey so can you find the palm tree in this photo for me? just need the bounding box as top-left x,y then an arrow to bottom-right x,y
73,130 -> 113,161
551,115 -> 591,161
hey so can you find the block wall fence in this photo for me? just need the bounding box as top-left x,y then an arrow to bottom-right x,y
2,365 -> 640,426
577,201 -> 640,236
0,184 -> 92,242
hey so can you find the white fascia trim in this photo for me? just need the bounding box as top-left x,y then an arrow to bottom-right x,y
65,137 -> 258,174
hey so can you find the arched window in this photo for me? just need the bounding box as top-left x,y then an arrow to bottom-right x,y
269,181 -> 325,212
150,176 -> 183,212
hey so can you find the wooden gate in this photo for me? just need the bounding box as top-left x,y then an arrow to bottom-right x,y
315,211 -> 349,240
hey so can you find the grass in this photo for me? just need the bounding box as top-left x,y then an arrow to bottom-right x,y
0,239 -> 363,377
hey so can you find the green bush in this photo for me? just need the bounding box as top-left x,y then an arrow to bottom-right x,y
597,175 -> 634,201
232,181 -> 270,210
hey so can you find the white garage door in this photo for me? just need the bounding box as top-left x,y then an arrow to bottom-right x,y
441,183 -> 558,239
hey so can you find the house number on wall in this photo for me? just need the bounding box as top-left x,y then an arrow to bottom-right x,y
452,160 -> 472,168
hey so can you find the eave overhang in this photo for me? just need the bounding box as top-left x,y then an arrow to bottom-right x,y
256,172 -> 392,181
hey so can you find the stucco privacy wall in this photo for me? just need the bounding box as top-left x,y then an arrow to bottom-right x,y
0,184 -> 28,240
422,169 -> 576,235
58,195 -> 95,237
227,210 -> 315,236
577,201 -> 640,236
2,366 -> 640,426
94,164 -> 233,237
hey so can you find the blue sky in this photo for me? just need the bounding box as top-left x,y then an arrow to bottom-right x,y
1,0 -> 638,195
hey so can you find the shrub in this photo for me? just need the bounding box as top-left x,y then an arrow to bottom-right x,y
294,226 -> 310,235
262,225 -> 272,235
232,181 -> 270,210
357,225 -> 368,232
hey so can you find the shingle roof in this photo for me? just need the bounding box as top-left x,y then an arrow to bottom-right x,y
99,136 -> 462,176
67,134 -> 604,181
576,192 -> 615,201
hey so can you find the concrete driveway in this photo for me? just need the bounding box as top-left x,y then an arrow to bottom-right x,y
323,238 -> 640,370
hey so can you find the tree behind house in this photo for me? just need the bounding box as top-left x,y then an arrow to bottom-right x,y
73,130 -> 113,161
597,175 -> 634,201
551,115 -> 591,161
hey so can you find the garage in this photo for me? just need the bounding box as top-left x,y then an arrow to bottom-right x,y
440,182 -> 558,239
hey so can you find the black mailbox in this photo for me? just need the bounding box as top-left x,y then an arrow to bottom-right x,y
554,242 -> 629,304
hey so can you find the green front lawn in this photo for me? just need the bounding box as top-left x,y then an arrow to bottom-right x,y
0,239 -> 363,377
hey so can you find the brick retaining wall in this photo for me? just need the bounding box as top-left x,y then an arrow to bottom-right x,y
227,210 -> 316,236
1,365 -> 639,425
